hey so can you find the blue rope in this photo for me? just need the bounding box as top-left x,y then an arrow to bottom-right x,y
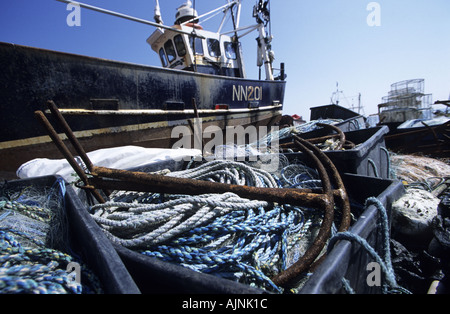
0,228 -> 81,294
380,147 -> 391,179
368,159 -> 380,178
365,197 -> 393,273
140,203 -> 306,292
327,197 -> 411,294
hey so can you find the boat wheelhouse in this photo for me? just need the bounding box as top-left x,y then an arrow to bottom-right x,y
0,0 -> 286,179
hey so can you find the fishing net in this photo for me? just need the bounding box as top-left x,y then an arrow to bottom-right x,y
391,154 -> 450,182
390,154 -> 450,192
0,182 -> 68,251
387,154 -> 450,294
0,179 -> 102,294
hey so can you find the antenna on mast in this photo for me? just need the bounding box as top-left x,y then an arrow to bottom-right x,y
331,82 -> 365,115
331,82 -> 341,105
253,0 -> 274,81
154,0 -> 163,24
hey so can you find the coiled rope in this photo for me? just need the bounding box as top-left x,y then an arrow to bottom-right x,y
90,160 -> 323,292
92,192 -> 270,248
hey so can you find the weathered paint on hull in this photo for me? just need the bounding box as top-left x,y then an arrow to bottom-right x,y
0,108 -> 281,179
0,42 -> 285,177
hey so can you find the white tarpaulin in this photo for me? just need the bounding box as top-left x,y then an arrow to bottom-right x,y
16,146 -> 202,183
397,116 -> 450,129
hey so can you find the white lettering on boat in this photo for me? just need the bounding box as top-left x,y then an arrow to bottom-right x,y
232,85 -> 262,102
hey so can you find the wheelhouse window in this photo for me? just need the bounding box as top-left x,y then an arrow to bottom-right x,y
224,42 -> 237,60
164,39 -> 177,63
189,36 -> 204,55
207,39 -> 221,58
159,48 -> 168,67
174,35 -> 186,57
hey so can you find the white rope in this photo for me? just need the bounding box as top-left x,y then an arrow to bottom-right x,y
91,192 -> 268,248
167,160 -> 278,188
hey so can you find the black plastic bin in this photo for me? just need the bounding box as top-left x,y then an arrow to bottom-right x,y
300,173 -> 405,294
67,157 -> 404,294
284,126 -> 391,179
1,175 -> 140,294
310,104 -> 366,132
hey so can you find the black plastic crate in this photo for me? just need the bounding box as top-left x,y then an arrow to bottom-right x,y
300,173 -> 405,294
1,175 -> 140,294
310,104 -> 366,132
67,158 -> 404,294
284,126 -> 391,179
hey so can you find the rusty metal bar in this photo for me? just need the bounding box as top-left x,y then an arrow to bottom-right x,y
280,135 -> 339,152
281,133 -> 355,152
46,100 -> 113,196
187,98 -> 205,154
294,134 -> 351,232
292,134 -> 352,274
34,110 -> 106,203
192,97 -> 200,119
343,140 -> 356,149
46,100 -> 94,171
305,133 -> 340,145
89,166 -> 331,208
271,133 -> 335,287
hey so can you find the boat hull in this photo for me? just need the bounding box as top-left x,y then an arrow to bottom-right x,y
384,120 -> 450,157
0,42 -> 285,177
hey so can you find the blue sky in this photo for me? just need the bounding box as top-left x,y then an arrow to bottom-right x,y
1,0 -> 449,120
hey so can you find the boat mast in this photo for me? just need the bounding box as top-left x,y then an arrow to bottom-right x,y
229,1 -> 246,79
254,0 -> 274,81
154,0 -> 163,25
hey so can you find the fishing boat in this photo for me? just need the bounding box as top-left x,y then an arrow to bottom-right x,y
0,0 -> 286,178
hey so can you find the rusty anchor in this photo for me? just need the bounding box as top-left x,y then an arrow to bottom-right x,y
35,100 -> 351,289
